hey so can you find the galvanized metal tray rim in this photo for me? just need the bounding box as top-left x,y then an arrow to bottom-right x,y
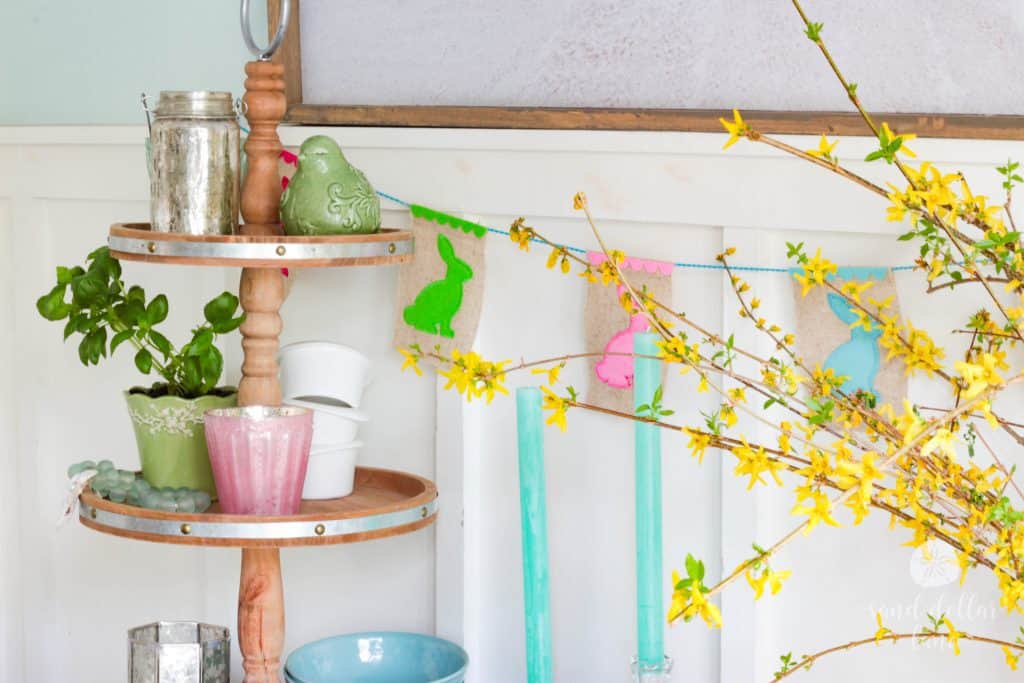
78,466 -> 438,547
108,223 -> 414,267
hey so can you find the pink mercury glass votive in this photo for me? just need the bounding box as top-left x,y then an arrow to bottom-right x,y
204,406 -> 313,515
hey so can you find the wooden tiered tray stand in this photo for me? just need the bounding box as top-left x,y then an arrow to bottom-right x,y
77,59 -> 433,683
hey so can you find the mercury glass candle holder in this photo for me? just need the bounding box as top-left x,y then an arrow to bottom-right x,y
128,621 -> 230,683
204,405 -> 313,515
631,655 -> 673,682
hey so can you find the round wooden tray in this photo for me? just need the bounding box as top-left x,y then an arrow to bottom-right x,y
78,466 -> 437,548
108,223 -> 414,267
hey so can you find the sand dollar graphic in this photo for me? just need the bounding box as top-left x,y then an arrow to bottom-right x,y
910,539 -> 959,588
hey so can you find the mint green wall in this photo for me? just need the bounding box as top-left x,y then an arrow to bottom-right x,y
1,1 -> 267,124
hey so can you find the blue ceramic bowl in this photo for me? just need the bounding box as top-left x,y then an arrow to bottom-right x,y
285,632 -> 469,683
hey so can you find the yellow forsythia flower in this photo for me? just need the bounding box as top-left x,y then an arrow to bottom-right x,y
942,617 -> 962,656
541,387 -> 569,432
874,612 -> 891,644
530,364 -> 562,385
719,109 -> 749,150
1003,646 -> 1020,671
398,348 -> 423,376
806,133 -> 838,161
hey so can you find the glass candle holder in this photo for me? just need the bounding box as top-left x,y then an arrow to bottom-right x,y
631,655 -> 672,683
128,621 -> 230,683
204,405 -> 313,515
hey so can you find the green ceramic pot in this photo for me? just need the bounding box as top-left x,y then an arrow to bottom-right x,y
124,389 -> 237,498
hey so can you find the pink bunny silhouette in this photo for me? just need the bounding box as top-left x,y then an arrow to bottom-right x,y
595,312 -> 650,388
586,250 -> 671,392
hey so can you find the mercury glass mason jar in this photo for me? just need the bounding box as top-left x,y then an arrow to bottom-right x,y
149,91 -> 240,235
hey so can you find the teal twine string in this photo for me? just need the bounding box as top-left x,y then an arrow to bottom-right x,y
375,190 -> 921,273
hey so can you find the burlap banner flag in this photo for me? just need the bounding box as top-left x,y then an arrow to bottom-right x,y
585,252 -> 673,413
791,266 -> 906,407
393,207 -> 487,361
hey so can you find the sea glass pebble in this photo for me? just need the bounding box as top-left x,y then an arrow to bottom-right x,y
67,460 -> 213,514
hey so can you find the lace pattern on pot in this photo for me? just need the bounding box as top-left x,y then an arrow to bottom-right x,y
128,404 -> 205,436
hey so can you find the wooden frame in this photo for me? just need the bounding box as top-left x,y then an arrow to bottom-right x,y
270,0 -> 1024,140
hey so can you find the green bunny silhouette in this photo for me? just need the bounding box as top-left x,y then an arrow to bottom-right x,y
280,135 -> 381,235
403,233 -> 473,338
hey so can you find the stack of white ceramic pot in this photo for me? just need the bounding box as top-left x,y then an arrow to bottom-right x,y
279,341 -> 370,499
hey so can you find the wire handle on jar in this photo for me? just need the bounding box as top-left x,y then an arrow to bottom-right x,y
140,92 -> 158,134
240,0 -> 290,61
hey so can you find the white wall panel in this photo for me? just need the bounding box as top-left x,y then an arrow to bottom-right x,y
1,125 -> 1023,682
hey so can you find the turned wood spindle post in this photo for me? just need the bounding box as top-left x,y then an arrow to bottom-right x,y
239,60 -> 287,407
237,59 -> 287,683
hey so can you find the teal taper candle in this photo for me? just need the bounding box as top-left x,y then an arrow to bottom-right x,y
516,387 -> 554,683
634,332 -> 665,666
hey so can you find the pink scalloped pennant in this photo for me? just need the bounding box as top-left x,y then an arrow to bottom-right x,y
586,251 -> 674,277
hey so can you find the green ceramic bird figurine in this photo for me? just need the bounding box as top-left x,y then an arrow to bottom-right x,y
280,135 -> 381,235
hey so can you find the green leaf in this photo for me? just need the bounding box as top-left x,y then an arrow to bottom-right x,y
187,329 -> 214,355
63,315 -> 81,340
864,149 -> 886,162
134,348 -> 153,374
56,266 -> 73,285
148,330 -> 172,358
114,300 -> 146,327
125,285 -> 146,304
203,291 -> 239,325
803,21 -> 823,41
146,294 -> 168,325
87,246 -> 121,280
199,346 -> 224,391
76,338 -> 91,365
36,285 -> 71,321
92,327 -> 107,361
660,409 -> 675,416
110,329 -> 134,354
182,356 -> 202,394
77,327 -> 106,365
210,315 -> 245,335
71,273 -> 106,306
685,553 -> 705,582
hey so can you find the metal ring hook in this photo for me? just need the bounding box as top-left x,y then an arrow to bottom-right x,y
240,0 -> 290,61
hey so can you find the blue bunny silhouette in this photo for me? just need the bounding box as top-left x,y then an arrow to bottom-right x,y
824,292 -> 882,397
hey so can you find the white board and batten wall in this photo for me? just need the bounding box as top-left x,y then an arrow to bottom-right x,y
2,125 -> 1024,682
